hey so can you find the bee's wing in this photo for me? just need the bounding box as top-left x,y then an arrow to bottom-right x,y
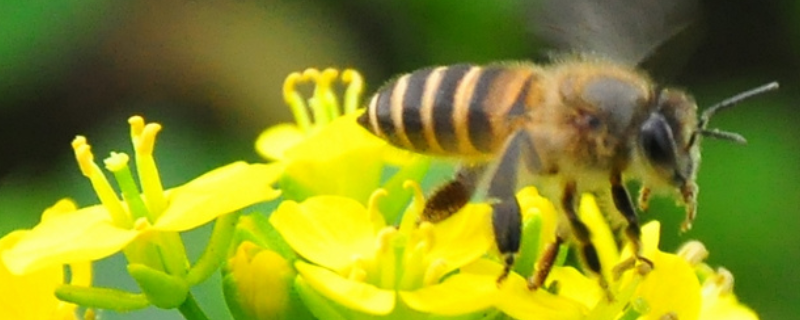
528,0 -> 699,66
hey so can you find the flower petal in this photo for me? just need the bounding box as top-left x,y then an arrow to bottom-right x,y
295,261 -> 395,315
270,196 -> 379,272
458,259 -> 587,320
547,266 -> 604,310
255,123 -> 305,161
0,231 -> 69,320
486,261 -> 587,320
154,162 -> 282,231
700,294 -> 758,320
579,194 -> 619,281
634,222 -> 701,320
281,114 -> 386,203
635,250 -> 701,320
3,205 -> 138,274
399,271 -> 496,315
425,204 -> 494,274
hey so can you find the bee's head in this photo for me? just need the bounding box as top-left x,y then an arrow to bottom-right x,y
639,82 -> 778,214
639,89 -> 699,189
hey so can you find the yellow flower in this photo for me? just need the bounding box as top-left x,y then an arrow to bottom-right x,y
256,68 -> 364,161
0,226 -> 91,320
256,68 -> 429,222
459,192 -> 703,320
269,182 -> 497,318
223,241 -> 298,320
2,116 -> 282,277
678,241 -> 760,320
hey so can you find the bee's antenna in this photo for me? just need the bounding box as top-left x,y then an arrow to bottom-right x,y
693,81 -> 779,145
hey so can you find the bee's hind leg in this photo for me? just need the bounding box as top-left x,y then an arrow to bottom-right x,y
610,172 -> 654,280
421,163 -> 485,223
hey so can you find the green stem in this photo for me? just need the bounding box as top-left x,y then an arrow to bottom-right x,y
177,293 -> 210,320
187,212 -> 241,285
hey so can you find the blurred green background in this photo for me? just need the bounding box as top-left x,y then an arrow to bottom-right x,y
1,0 -> 797,319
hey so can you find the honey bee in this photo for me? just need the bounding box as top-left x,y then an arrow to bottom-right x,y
356,0 -> 778,290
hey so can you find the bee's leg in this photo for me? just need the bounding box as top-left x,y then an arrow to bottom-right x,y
527,234 -> 564,290
610,173 -> 654,280
484,130 -> 540,285
561,181 -> 606,289
637,185 -> 652,211
421,164 -> 485,223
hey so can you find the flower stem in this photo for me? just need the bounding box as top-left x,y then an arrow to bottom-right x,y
177,293 -> 210,320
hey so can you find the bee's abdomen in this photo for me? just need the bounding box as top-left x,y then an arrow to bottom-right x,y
358,64 -> 540,156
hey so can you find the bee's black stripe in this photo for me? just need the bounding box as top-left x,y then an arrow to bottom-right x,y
376,84 -> 396,143
433,64 -> 472,152
508,73 -> 536,118
402,68 -> 435,151
468,67 -> 504,153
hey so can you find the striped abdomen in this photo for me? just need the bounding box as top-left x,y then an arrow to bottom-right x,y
357,64 -> 543,157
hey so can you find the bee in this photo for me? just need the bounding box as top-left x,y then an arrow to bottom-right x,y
356,0 -> 778,290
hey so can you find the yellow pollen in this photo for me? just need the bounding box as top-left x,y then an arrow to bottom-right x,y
71,135 -> 88,150
73,144 -> 96,177
129,116 -> 145,138
283,72 -> 303,104
132,122 -> 162,156
103,152 -> 130,172
301,68 -> 321,82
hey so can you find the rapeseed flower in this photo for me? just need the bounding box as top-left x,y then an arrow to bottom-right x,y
270,182 -> 500,319
2,116 -> 281,314
0,225 -> 91,320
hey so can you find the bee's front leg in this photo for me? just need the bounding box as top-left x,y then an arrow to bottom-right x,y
610,172 -> 654,280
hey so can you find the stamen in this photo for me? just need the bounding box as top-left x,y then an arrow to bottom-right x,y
677,241 -> 709,266
104,152 -> 152,222
375,227 -> 398,289
71,136 -> 131,228
133,216 -> 152,232
366,189 -> 389,232
397,241 -> 428,290
348,255 -> 368,282
342,69 -> 364,115
397,181 -> 426,234
301,69 -> 329,128
317,68 -> 341,121
708,267 -> 735,295
415,222 -> 435,251
422,259 -> 448,285
128,116 -> 167,217
282,72 -> 312,132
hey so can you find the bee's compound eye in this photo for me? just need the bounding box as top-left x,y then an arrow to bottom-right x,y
640,113 -> 677,167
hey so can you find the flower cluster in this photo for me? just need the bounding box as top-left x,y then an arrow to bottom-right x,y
0,68 -> 759,320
